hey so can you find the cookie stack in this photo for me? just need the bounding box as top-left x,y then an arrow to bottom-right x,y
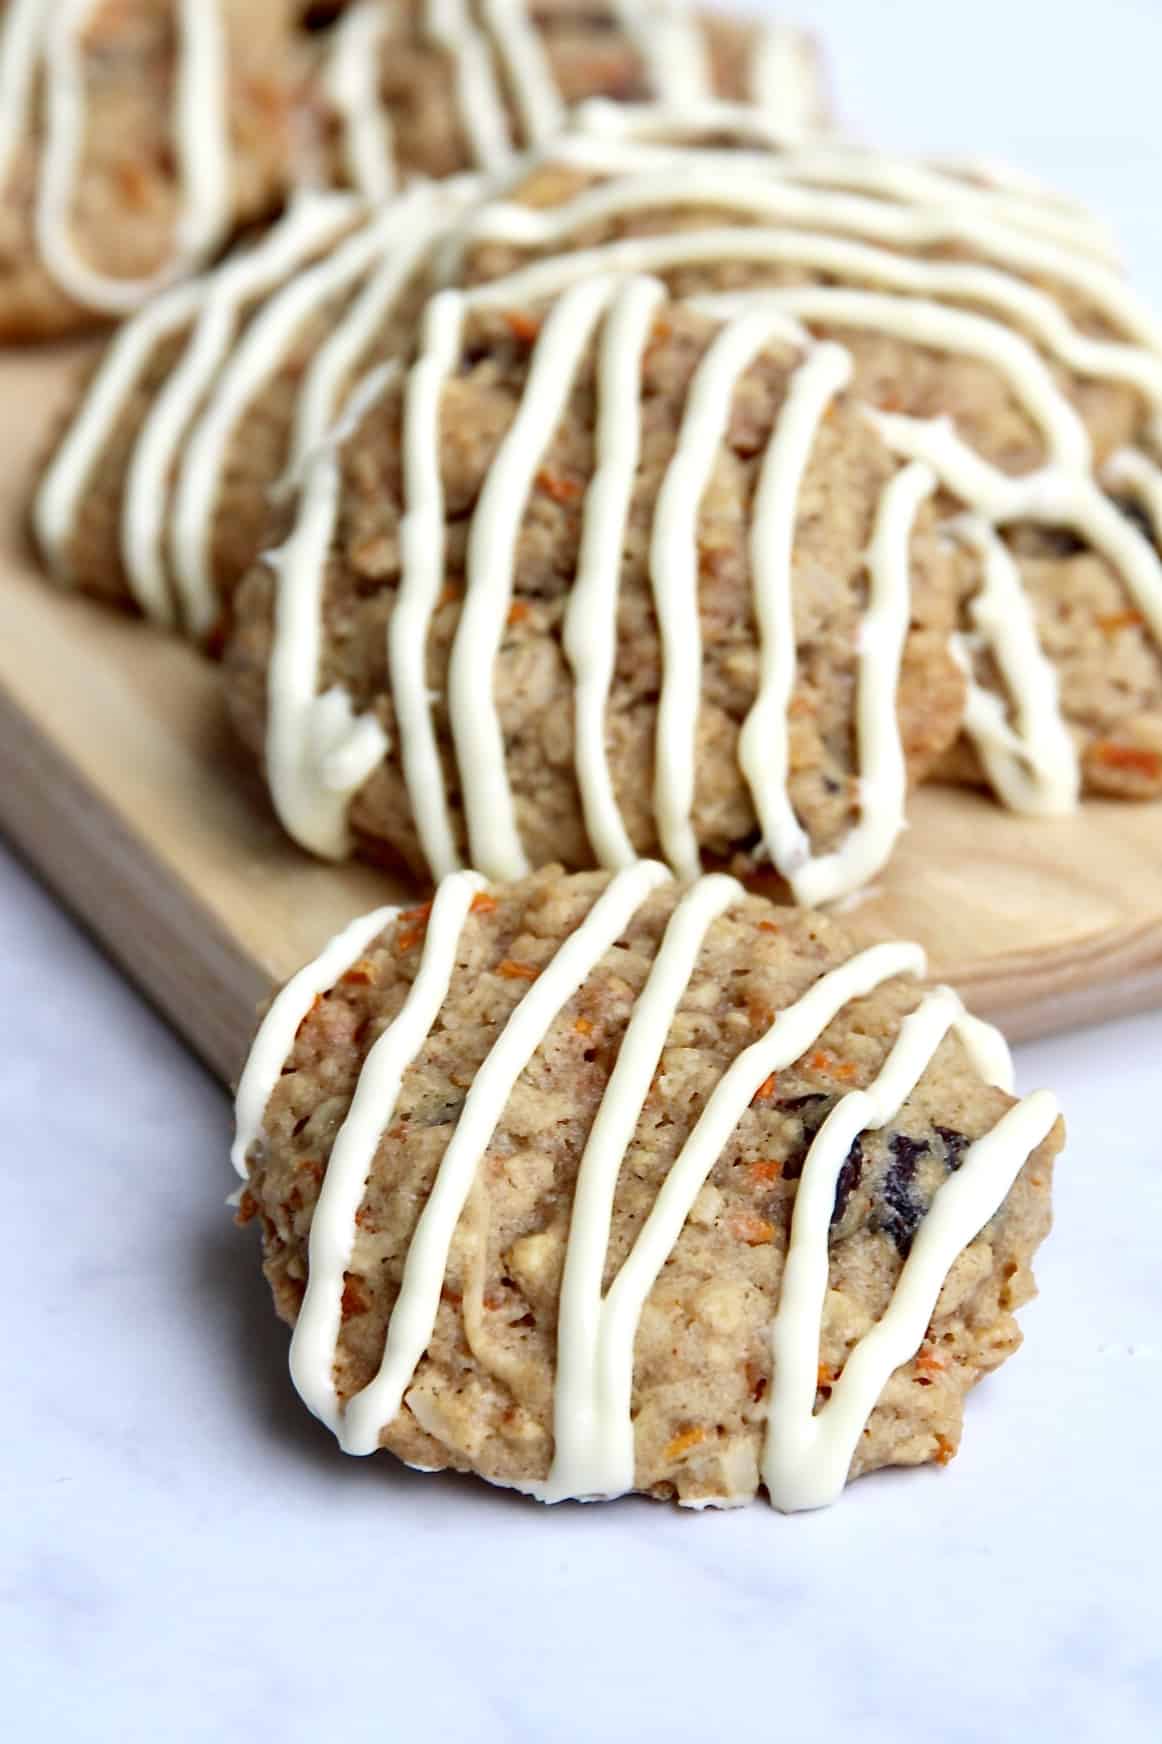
18,0 -> 1156,1511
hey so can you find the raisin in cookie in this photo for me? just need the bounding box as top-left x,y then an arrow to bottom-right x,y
234,866 -> 1061,1511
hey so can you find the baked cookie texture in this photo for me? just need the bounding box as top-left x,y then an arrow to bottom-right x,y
235,867 -> 1062,1510
302,0 -> 828,193
225,297 -> 968,896
33,122 -> 1162,900
0,0 -> 298,341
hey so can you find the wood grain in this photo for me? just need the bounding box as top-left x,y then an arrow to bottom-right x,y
2,345 -> 1161,1084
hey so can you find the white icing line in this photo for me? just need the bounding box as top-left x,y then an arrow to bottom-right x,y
37,0 -> 232,313
563,275 -> 666,869
739,339 -> 853,877
265,364 -> 395,861
231,903 -> 400,1178
167,196 -> 384,641
591,938 -> 927,1498
451,276 -> 623,881
339,859 -> 672,1456
424,0 -> 513,172
869,411 -> 1162,648
284,181 -> 470,488
949,516 -> 1080,814
0,0 -> 46,190
392,291 -> 468,881
791,461 -> 936,907
765,989 -> 1057,1512
543,873 -> 742,1501
480,0 -> 565,146
121,193 -> 356,621
1105,447 -> 1162,538
32,278 -> 205,603
611,0 -> 711,106
323,0 -> 396,201
463,152 -> 1161,353
291,872 -> 484,1432
649,308 -> 806,879
750,25 -> 820,141
690,284 -> 1093,473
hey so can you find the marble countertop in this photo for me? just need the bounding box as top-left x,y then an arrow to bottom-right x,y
5,3 -> 1162,1737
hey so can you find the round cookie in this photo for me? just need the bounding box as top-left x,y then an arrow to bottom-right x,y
233,865 -> 1062,1511
0,0 -> 298,341
226,292 -> 968,905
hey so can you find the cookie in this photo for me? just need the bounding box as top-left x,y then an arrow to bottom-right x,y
0,0 -> 298,341
225,292 -> 967,903
233,866 -> 1061,1511
302,0 -> 827,194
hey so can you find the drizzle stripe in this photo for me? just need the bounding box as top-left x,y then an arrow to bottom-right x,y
563,275 -> 666,869
544,872 -> 742,1501
168,199 -> 389,640
33,278 -> 205,597
339,859 -> 672,1455
739,339 -> 854,877
791,461 -> 936,907
37,0 -> 231,314
231,902 -> 400,1177
265,366 -> 395,861
949,516 -> 1079,814
324,0 -> 396,201
291,871 -> 485,1431
649,308 -> 809,879
480,0 -> 565,145
425,0 -> 513,172
122,193 -> 356,620
392,291 -> 469,881
451,276 -> 624,880
592,938 -> 927,1496
611,0 -> 711,106
765,986 -> 1057,1511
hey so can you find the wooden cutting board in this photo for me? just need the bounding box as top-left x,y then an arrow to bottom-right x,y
3,343 -> 1162,1083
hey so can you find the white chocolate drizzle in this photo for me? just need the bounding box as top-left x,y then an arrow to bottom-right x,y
323,0 -> 397,202
265,364 -> 397,861
235,874 -> 1057,1511
1,0 -> 233,314
610,0 -> 711,107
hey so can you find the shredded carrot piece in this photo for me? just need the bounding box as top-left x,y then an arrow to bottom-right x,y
504,309 -> 541,344
497,958 -> 539,981
470,892 -> 498,915
757,920 -> 780,935
1097,609 -> 1144,633
732,1212 -> 776,1246
663,1426 -> 705,1462
535,466 -> 583,504
809,1050 -> 834,1073
833,1060 -> 859,1083
913,1343 -> 948,1377
934,1434 -> 956,1466
437,582 -> 461,609
234,1189 -> 258,1226
574,1016 -> 594,1036
294,992 -> 325,1038
395,902 -> 433,954
750,1158 -> 783,1184
1091,741 -> 1162,780
341,960 -> 375,986
751,1073 -> 778,1104
341,1276 -> 370,1319
506,600 -> 531,626
817,1363 -> 836,1389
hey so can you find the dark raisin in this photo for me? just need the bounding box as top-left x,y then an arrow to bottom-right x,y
779,1093 -> 832,1180
934,1124 -> 971,1171
298,2 -> 346,30
830,1135 -> 864,1227
1037,526 -> 1088,557
1112,494 -> 1157,548
875,1133 -> 931,1256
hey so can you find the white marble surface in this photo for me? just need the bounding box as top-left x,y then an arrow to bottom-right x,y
5,2 -> 1162,1737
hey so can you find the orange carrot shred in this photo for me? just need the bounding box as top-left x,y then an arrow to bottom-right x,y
497,958 -> 539,981
751,1073 -> 778,1104
535,466 -> 583,504
504,309 -> 541,343
1097,609 -> 1144,633
757,920 -> 780,934
574,1016 -> 594,1036
750,1158 -> 783,1184
663,1426 -> 705,1462
470,892 -> 498,915
732,1212 -> 775,1246
1092,741 -> 1162,779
